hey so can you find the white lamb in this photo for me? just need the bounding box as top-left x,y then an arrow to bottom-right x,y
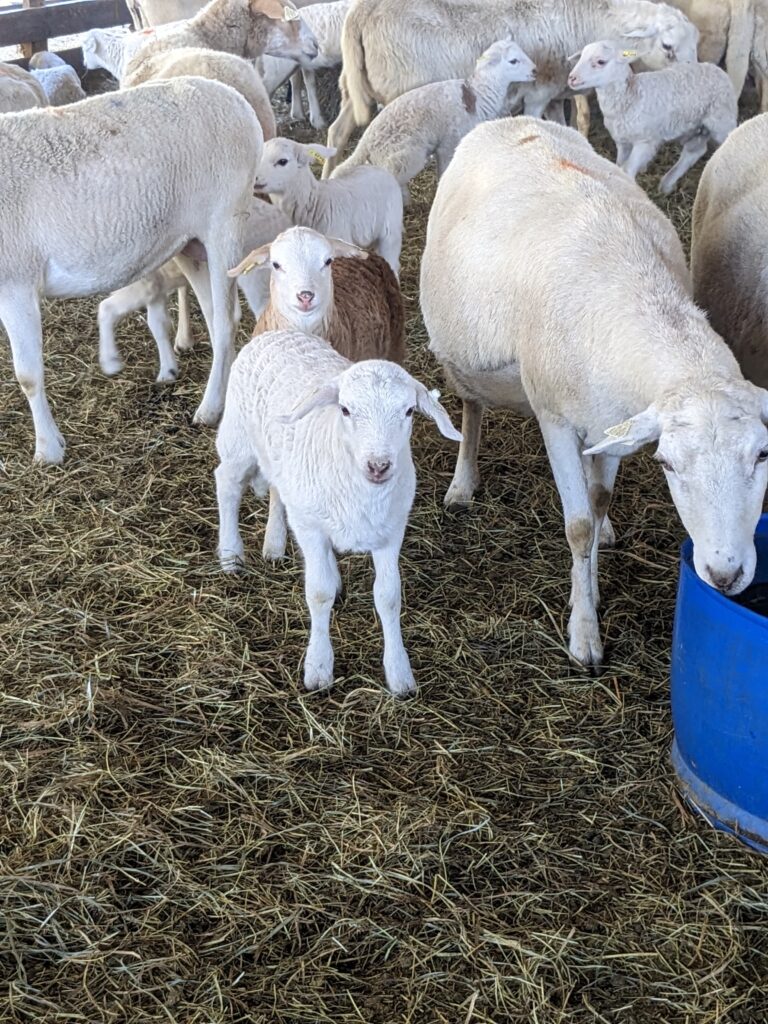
420,117 -> 768,668
81,27 -> 162,80
0,63 -> 47,113
255,138 -> 403,275
214,329 -> 462,694
30,64 -> 87,106
568,39 -> 737,192
28,51 -> 66,69
96,197 -> 291,381
0,77 -> 263,464
331,38 -> 536,201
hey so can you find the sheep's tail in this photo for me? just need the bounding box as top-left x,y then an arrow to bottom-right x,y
341,3 -> 375,127
329,145 -> 367,179
724,0 -> 755,99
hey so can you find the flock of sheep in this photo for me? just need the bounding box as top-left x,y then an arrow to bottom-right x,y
2,0 -> 768,694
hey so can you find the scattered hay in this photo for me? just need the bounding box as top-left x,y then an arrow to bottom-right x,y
1,89 -> 767,1024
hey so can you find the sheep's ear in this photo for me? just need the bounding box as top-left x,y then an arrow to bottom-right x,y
566,50 -> 582,62
415,385 -> 463,442
277,381 -> 340,423
227,244 -> 271,277
329,238 -> 368,260
757,387 -> 768,424
622,26 -> 656,40
583,406 -> 660,457
303,143 -> 337,165
249,0 -> 289,21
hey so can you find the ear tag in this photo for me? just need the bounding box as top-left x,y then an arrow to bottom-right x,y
604,419 -> 634,443
621,49 -> 637,58
240,261 -> 256,275
307,147 -> 325,164
284,6 -> 300,20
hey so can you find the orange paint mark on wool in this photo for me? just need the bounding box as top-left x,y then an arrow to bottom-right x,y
517,134 -> 539,145
557,158 -> 595,177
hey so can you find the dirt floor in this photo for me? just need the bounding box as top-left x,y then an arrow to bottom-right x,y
1,82 -> 767,1023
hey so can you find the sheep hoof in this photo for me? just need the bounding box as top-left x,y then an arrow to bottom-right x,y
303,669 -> 334,691
262,541 -> 286,562
193,403 -> 222,427
567,624 -> 603,669
599,517 -> 617,549
174,337 -> 195,354
219,551 -> 245,573
156,367 -> 179,383
34,431 -> 66,466
387,675 -> 417,698
100,354 -> 124,376
444,483 -> 476,508
310,117 -> 327,130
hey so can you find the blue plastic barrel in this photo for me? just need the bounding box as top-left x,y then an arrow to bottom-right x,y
671,514 -> 768,854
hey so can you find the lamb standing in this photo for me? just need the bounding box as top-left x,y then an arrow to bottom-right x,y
568,40 -> 737,192
321,0 -> 698,175
692,113 -> 768,389
330,38 -> 536,200
254,138 -> 403,275
0,78 -> 263,463
420,117 -> 768,667
214,329 -> 462,694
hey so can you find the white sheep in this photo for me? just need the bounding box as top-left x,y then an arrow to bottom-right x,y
124,0 -> 319,82
214,328 -> 462,694
331,38 -> 536,201
28,51 -> 66,69
568,40 -> 737,193
0,63 -> 47,113
420,116 -> 768,668
669,0 -> 760,102
0,77 -> 263,464
97,197 -> 291,381
692,113 -> 768,390
81,27 -> 160,79
255,138 -> 403,275
282,0 -> 350,129
30,64 -> 87,106
321,0 -> 698,176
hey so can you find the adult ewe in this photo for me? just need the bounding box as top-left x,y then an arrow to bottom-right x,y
421,117 -> 768,668
321,0 -> 698,174
0,78 -> 262,464
692,113 -> 768,389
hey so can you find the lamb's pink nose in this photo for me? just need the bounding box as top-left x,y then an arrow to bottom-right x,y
297,290 -> 315,311
568,74 -> 580,88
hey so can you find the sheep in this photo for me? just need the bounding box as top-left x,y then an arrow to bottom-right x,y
281,0 -> 350,129
568,40 -> 737,193
124,0 -> 319,83
124,47 -> 276,138
420,116 -> 768,668
97,197 -> 291,381
0,63 -> 47,113
320,0 -> 699,176
30,64 -> 87,106
131,0 -> 333,27
28,51 -> 66,69
691,113 -> 768,390
0,77 -> 263,464
81,27 -> 160,80
330,38 -> 536,201
254,138 -> 403,275
669,0 -> 759,101
214,328 -> 462,694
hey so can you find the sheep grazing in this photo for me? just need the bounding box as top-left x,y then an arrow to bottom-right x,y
331,38 -> 536,201
124,46 -> 276,138
30,64 -> 87,106
97,197 -> 291,381
321,0 -> 699,176
0,77 -> 263,464
255,139 -> 403,276
568,40 -> 737,193
214,329 -> 462,694
692,113 -> 768,389
0,63 -> 47,113
420,117 -> 768,668
124,0 -> 319,82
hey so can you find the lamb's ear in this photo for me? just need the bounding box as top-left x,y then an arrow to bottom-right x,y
249,0 -> 289,21
567,50 -> 582,62
583,406 -> 660,457
622,25 -> 656,40
302,143 -> 337,166
277,381 -> 340,423
415,385 -> 463,442
228,244 -> 271,277
329,237 -> 368,260
757,387 -> 768,424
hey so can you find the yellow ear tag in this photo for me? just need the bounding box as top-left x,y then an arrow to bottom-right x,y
283,5 -> 300,20
604,419 -> 634,441
622,49 -> 637,58
240,261 -> 257,275
307,147 -> 326,164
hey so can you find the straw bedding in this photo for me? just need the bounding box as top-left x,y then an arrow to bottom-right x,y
1,84 -> 767,1024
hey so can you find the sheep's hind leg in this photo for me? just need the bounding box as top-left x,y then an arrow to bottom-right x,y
0,287 -> 65,464
585,453 -> 620,605
215,458 -> 257,571
322,91 -> 359,178
192,256 -> 238,426
302,68 -> 326,130
444,400 -> 483,507
372,540 -> 415,696
146,296 -> 179,382
540,414 -> 602,668
263,486 -> 289,561
294,525 -> 337,690
174,285 -> 196,353
621,141 -> 658,181
659,134 -> 708,195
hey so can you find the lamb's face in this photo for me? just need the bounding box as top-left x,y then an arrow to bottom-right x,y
568,41 -> 625,90
248,0 -> 319,64
643,11 -> 699,68
477,39 -> 537,85
254,139 -> 302,194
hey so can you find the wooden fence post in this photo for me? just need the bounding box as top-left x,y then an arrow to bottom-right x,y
20,0 -> 47,59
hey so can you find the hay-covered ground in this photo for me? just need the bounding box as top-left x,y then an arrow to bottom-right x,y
1,86 -> 768,1024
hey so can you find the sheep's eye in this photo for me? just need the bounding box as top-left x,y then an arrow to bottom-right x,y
405,406 -> 414,417
596,58 -> 607,66
757,449 -> 768,463
340,405 -> 350,417
657,456 -> 674,473
662,42 -> 673,51
324,257 -> 333,266
276,158 -> 288,167
509,58 -> 518,64
272,261 -> 281,271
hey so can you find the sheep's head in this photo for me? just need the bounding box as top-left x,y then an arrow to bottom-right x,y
475,38 -> 536,84
585,381 -> 768,596
619,2 -> 699,68
253,140 -> 336,194
279,363 -> 462,486
247,0 -> 318,64
568,40 -> 629,90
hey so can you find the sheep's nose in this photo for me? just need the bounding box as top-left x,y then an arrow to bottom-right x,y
297,290 -> 315,310
568,74 -> 579,88
367,459 -> 392,483
706,565 -> 744,593
530,65 -> 537,76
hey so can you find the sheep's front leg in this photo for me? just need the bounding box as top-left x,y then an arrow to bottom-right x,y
262,486 -> 288,561
615,140 -> 632,168
302,68 -> 326,130
444,399 -> 483,507
621,141 -> 658,181
146,296 -> 179,383
371,541 -> 415,696
192,261 -> 237,427
288,68 -> 304,120
322,92 -> 358,177
294,526 -> 337,690
174,284 -> 195,353
585,453 -> 620,606
0,287 -> 64,464
540,415 -> 602,667
215,458 -> 257,571
659,135 -> 708,195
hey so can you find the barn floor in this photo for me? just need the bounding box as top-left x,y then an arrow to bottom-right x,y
1,88 -> 768,1024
